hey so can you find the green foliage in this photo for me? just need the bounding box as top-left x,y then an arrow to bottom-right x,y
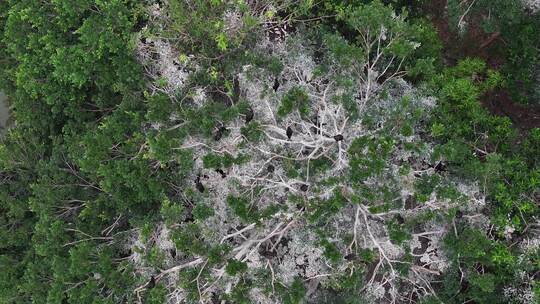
192,203 -> 215,221
348,135 -> 394,182
321,270 -> 366,304
147,131 -> 190,165
431,64 -> 539,299
309,157 -> 334,177
226,195 -> 258,223
147,246 -> 166,268
431,59 -> 538,231
447,0 -> 524,33
241,121 -> 264,142
166,0 -> 258,61
225,259 -> 248,276
386,217 -> 411,245
206,244 -> 231,265
171,223 -> 207,256
178,267 -> 204,303
145,283 -> 167,304
180,101 -> 245,138
320,239 -> 342,263
278,86 -> 311,118
339,0 -> 440,79
439,227 -> 522,303
432,59 -> 506,145
469,272 -> 496,293
224,279 -> 252,304
502,16 -> 540,104
202,152 -> 247,169
277,277 -> 307,304
414,174 -> 441,202
358,248 -> 377,263
0,0 -> 154,301
521,128 -> 540,167
0,0 -> 536,302
161,197 -> 184,226
446,0 -> 540,105
308,189 -> 346,223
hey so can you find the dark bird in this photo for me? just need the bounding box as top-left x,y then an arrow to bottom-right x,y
259,246 -> 278,259
363,64 -> 369,76
273,78 -> 280,91
302,147 -> 314,156
333,134 -> 344,141
147,276 -> 156,289
213,125 -> 227,141
344,253 -> 358,261
267,164 -> 275,173
134,19 -> 147,32
286,126 -> 293,140
215,168 -> 227,178
433,161 -> 447,173
310,115 -> 321,135
245,106 -> 254,124
300,184 -> 309,192
195,176 -> 205,193
232,77 -> 240,103
210,89 -> 232,106
313,48 -> 324,64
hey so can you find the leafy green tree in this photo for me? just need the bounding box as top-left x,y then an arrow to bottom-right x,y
447,0 -> 540,104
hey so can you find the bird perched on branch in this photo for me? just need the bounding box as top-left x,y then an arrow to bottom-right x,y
195,175 -> 205,193
286,126 -> 293,140
244,106 -> 254,123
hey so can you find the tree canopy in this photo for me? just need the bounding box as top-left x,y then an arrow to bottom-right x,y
0,1 -> 538,303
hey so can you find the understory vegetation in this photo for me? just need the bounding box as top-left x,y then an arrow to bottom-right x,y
0,1 -> 538,303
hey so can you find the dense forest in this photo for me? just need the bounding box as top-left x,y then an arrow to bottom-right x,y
0,1 -> 539,303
